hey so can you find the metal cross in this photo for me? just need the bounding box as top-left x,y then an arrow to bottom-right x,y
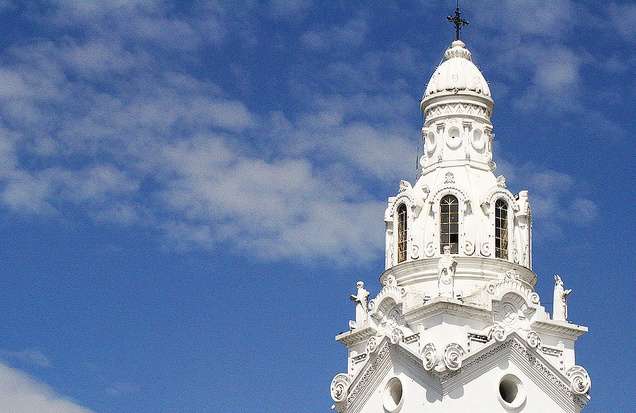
447,1 -> 469,41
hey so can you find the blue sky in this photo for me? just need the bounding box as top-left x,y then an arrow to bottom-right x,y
0,0 -> 633,412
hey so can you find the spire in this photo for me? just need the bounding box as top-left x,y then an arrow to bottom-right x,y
447,1 -> 469,41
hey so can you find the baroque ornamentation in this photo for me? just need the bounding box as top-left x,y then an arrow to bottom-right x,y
410,244 -> 420,259
526,331 -> 541,349
390,327 -> 404,344
529,292 -> 540,305
480,241 -> 491,257
443,343 -> 465,371
330,373 -> 350,403
384,275 -> 397,288
464,240 -> 475,256
425,242 -> 435,257
366,336 -> 378,354
347,342 -> 391,407
490,324 -> 506,342
566,366 -> 591,395
399,180 -> 412,193
424,103 -> 491,123
420,343 -> 438,371
504,269 -> 519,281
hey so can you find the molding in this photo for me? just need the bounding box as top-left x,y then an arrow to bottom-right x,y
342,333 -> 588,413
381,256 -> 537,289
346,338 -> 392,413
403,298 -> 491,325
532,320 -> 588,339
441,333 -> 588,412
336,327 -> 377,347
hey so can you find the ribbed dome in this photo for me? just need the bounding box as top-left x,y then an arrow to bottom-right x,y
424,40 -> 491,98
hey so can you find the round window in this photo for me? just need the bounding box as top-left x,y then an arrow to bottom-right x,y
497,374 -> 526,409
382,377 -> 404,412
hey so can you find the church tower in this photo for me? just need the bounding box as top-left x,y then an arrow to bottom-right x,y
330,8 -> 591,413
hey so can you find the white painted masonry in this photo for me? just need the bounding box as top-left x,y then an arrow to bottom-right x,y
330,39 -> 591,413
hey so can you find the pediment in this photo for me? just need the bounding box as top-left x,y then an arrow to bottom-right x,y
335,334 -> 588,413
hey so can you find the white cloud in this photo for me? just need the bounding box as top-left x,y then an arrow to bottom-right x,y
0,362 -> 94,413
158,136 -> 385,263
0,0 -> 608,263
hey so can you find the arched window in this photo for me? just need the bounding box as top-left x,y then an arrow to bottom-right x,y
397,204 -> 408,263
440,195 -> 459,253
495,199 -> 508,259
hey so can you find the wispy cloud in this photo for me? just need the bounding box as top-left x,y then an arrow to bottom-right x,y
301,14 -> 368,51
0,362 -> 93,412
0,0 -> 613,264
0,349 -> 51,368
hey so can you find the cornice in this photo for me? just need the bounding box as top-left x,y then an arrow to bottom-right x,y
381,256 -> 537,288
532,320 -> 588,339
403,298 -> 491,325
335,327 -> 377,347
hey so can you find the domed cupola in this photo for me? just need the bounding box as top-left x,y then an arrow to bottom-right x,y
424,40 -> 491,98
420,40 -> 494,126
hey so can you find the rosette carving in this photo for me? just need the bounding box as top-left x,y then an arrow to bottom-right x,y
390,328 -> 404,344
330,373 -> 351,403
566,366 -> 591,395
366,337 -> 378,354
420,343 -> 438,371
490,324 -> 506,342
443,343 -> 465,371
526,331 -> 541,348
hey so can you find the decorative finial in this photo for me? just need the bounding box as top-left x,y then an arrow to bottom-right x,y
447,1 -> 469,41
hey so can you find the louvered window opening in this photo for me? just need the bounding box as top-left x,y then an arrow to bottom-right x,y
440,195 -> 459,254
495,199 -> 508,259
397,204 -> 408,263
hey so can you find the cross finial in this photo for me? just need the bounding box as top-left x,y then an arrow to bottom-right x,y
447,1 -> 469,41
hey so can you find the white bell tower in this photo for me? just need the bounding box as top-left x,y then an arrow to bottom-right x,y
330,7 -> 591,413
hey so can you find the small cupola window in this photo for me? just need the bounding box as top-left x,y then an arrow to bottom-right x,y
440,195 -> 459,253
397,204 -> 408,263
495,199 -> 508,259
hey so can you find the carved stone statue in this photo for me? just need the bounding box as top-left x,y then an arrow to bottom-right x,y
437,246 -> 457,298
552,275 -> 572,321
349,281 -> 369,329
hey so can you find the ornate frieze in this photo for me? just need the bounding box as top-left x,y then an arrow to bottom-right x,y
424,103 -> 492,124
